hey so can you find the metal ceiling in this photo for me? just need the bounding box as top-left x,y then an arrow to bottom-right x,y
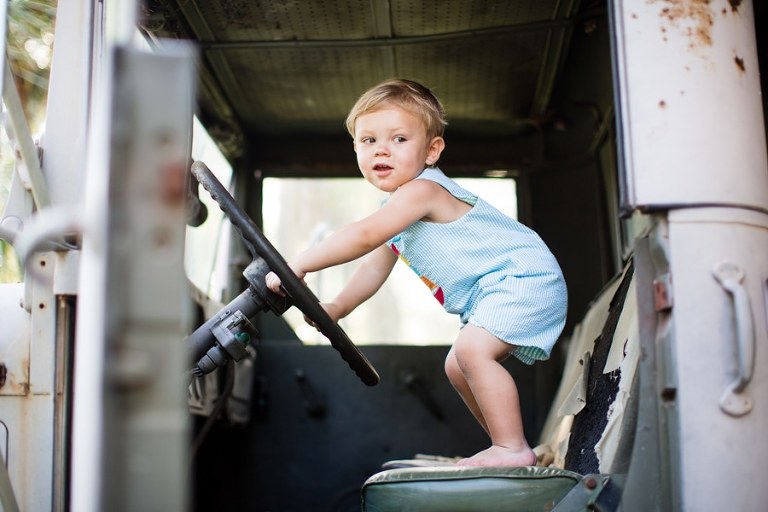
144,0 -> 589,176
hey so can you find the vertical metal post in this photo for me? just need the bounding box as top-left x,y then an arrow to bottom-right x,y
71,41 -> 196,512
612,1 -> 768,510
612,0 -> 768,209
42,0 -> 95,207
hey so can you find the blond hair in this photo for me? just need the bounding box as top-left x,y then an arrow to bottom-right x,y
345,78 -> 448,140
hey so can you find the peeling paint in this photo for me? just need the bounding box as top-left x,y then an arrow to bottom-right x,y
1,366 -> 30,395
649,0 -> 714,47
734,55 -> 745,73
728,0 -> 742,13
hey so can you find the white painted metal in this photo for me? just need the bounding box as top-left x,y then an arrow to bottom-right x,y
613,0 -> 768,210
71,39 -> 195,511
0,2 -> 71,509
0,447 -> 20,512
613,0 -> 768,509
0,284 -> 28,398
667,208 -> 768,509
0,255 -> 56,511
41,0 -> 95,207
68,2 -> 113,507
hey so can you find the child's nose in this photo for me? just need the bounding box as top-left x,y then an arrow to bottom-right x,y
374,143 -> 389,155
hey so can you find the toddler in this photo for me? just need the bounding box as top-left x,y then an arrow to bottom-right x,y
266,78 -> 567,467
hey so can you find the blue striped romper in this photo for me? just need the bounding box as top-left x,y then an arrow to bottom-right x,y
387,167 -> 567,364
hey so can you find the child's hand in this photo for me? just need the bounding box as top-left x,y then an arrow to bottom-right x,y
304,302 -> 344,330
265,265 -> 308,296
265,271 -> 285,295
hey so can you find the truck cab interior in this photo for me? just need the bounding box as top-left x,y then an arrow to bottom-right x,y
78,0 -> 768,510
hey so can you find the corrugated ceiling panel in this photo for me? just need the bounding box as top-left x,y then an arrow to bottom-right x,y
223,29 -> 548,134
188,0 -> 568,137
194,0 -> 376,41
393,32 -> 549,122
392,0 -> 559,36
226,47 -> 385,131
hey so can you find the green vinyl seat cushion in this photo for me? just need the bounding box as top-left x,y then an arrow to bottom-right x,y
361,465 -> 582,512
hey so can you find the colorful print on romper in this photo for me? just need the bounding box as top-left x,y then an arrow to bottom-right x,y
389,243 -> 445,305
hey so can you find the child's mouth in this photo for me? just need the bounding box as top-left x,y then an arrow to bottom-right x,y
373,164 -> 393,176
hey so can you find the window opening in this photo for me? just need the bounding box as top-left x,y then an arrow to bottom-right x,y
263,176 -> 517,345
184,117 -> 233,302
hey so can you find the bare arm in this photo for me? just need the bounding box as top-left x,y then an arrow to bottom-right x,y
291,179 -> 436,275
324,244 -> 398,321
265,179 -> 440,296
266,180 -> 456,300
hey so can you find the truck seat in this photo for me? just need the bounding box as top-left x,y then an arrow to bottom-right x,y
361,261 -> 638,511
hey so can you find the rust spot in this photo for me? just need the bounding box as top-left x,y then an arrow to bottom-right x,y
729,0 -> 742,13
1,358 -> 30,395
734,55 -> 745,73
659,100 -> 667,108
649,0 -> 714,48
653,276 -> 672,310
161,161 -> 187,206
152,227 -> 173,249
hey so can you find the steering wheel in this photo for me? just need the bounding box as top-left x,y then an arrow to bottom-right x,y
191,161 -> 380,386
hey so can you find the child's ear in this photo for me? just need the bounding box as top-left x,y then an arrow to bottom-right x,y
425,137 -> 446,165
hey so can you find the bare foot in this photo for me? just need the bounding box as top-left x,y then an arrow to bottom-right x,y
456,445 -> 537,467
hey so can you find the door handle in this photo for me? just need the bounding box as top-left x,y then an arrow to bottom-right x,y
712,261 -> 756,417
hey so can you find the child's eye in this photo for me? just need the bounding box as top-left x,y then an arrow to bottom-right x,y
393,136 -> 407,143
360,137 -> 375,144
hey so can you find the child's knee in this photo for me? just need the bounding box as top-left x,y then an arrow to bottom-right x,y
444,351 -> 461,384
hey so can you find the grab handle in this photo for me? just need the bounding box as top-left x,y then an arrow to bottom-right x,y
712,261 -> 755,417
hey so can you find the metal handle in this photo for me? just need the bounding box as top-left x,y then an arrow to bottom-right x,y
712,261 -> 755,417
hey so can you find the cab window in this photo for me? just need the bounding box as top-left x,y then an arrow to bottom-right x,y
263,175 -> 517,345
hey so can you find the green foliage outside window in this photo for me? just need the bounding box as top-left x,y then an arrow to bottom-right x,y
1,0 -> 57,282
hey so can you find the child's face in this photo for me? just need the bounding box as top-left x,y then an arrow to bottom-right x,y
353,106 -> 444,193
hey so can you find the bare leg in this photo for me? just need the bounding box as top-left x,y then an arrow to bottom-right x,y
445,347 -> 489,436
450,324 -> 536,467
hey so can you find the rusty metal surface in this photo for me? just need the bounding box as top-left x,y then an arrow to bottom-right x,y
0,284 -> 30,396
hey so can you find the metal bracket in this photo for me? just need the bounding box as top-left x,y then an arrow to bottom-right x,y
196,309 -> 257,375
553,473 -> 623,511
